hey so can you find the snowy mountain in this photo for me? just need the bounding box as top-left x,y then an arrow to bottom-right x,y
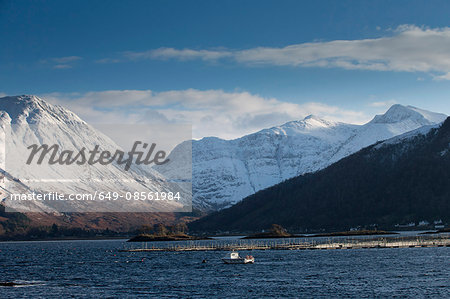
1,96 -> 446,214
0,95 -> 189,213
189,117 -> 450,232
181,104 -> 447,210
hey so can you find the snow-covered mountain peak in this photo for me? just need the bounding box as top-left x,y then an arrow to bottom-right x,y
0,95 -> 85,125
0,95 -> 188,213
405,105 -> 448,124
370,104 -> 446,125
261,115 -> 341,137
301,114 -> 337,128
188,104 -> 447,210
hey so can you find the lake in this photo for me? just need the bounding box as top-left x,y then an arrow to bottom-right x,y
0,239 -> 449,298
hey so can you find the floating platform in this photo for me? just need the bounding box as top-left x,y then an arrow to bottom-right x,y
119,236 -> 450,252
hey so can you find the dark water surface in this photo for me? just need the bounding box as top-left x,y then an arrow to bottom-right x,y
0,239 -> 449,298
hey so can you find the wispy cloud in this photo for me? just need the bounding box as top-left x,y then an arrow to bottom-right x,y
51,56 -> 82,64
124,48 -> 232,61
95,58 -> 121,64
43,89 -> 370,139
112,25 -> 450,79
40,56 -> 82,69
53,64 -> 73,69
432,72 -> 450,81
369,100 -> 398,108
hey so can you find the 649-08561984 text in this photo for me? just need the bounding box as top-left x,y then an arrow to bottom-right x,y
98,191 -> 181,201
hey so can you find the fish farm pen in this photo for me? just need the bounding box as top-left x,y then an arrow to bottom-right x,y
119,235 -> 450,252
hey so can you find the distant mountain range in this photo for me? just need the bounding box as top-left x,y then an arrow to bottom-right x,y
182,104 -> 446,210
189,117 -> 450,232
1,96 -> 445,212
0,95 -> 447,236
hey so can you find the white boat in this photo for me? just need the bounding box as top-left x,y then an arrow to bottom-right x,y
222,252 -> 255,264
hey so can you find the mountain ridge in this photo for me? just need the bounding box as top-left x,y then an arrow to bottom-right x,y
1,95 -> 447,213
183,104 -> 446,210
189,117 -> 450,232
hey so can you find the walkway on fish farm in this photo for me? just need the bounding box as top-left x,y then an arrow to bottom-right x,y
119,236 -> 450,252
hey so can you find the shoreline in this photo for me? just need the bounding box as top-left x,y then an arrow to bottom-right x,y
0,236 -> 131,243
1,229 -> 448,242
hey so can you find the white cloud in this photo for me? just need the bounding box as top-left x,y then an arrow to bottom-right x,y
53,64 -> 73,69
95,58 -> 121,64
125,48 -> 232,61
41,56 -> 82,69
119,25 -> 450,79
369,100 -> 398,108
432,72 -> 450,81
51,56 -> 82,64
42,89 -> 370,139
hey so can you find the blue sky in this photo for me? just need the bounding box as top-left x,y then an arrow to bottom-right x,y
1,0 -> 450,138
